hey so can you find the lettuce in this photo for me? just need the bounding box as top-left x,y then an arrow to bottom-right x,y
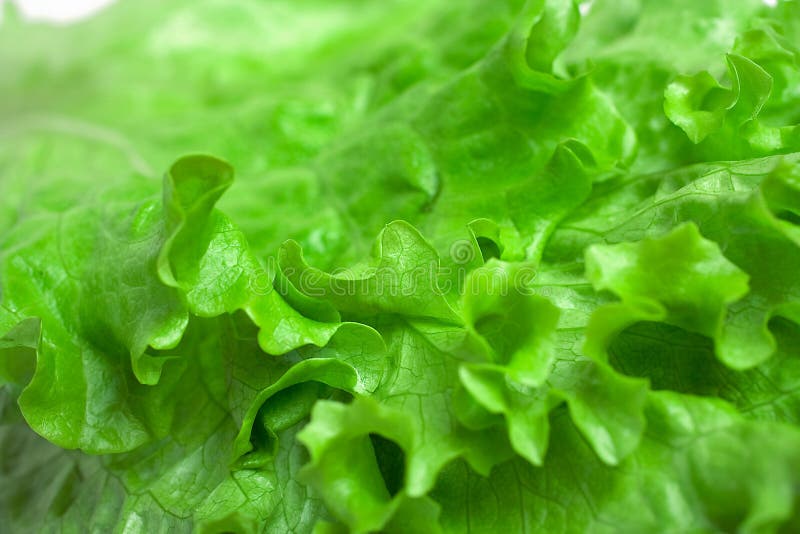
2,0 -> 800,532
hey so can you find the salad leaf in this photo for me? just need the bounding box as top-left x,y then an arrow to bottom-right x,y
2,0 -> 800,532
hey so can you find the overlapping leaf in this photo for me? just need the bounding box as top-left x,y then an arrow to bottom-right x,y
2,0 -> 800,532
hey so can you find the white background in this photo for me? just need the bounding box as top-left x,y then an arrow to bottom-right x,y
2,0 -> 117,24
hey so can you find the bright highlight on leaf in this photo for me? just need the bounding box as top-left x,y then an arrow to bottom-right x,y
2,0 -> 800,532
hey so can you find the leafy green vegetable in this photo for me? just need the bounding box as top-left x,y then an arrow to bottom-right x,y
2,0 -> 800,532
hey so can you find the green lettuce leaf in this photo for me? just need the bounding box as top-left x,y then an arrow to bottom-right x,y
2,0 -> 800,531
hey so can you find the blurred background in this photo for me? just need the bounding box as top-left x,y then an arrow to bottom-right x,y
2,0 -> 117,23
2,0 -> 537,268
